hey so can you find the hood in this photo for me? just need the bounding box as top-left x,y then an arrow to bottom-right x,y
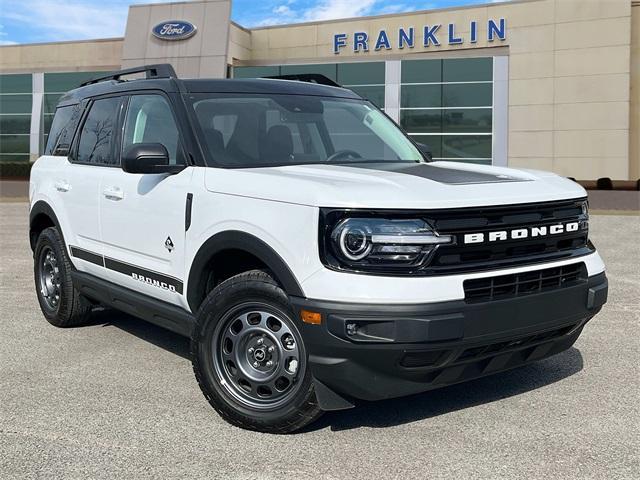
204,161 -> 587,209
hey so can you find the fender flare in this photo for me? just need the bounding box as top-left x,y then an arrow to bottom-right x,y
186,230 -> 305,312
29,200 -> 64,251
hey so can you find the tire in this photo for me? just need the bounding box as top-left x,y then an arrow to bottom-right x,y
191,270 -> 322,433
33,227 -> 92,327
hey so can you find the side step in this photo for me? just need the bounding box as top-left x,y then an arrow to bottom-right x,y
71,270 -> 195,337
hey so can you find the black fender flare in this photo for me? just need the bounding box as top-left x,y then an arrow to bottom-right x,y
29,200 -> 64,251
186,230 -> 305,312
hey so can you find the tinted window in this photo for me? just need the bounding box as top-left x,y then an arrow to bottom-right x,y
0,94 -> 31,114
122,95 -> 185,165
45,104 -> 83,155
76,97 -> 120,165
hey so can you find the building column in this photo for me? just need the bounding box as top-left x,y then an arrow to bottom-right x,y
492,56 -> 508,167
384,60 -> 401,123
30,73 -> 44,162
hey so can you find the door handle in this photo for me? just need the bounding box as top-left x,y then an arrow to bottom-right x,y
54,181 -> 70,192
102,186 -> 124,201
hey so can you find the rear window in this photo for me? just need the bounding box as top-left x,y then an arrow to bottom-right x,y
45,104 -> 83,155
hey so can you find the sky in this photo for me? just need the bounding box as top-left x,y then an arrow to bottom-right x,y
0,0 -> 507,46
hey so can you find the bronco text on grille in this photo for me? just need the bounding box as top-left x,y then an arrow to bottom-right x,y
429,199 -> 591,274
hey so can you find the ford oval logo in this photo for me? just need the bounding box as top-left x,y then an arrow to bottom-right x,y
152,20 -> 197,41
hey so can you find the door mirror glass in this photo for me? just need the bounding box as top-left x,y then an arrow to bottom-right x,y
122,143 -> 184,174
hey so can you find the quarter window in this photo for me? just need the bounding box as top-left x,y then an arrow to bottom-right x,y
45,104 -> 83,155
76,97 -> 121,165
122,95 -> 185,165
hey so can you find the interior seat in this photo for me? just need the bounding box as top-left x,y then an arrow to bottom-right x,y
261,125 -> 294,163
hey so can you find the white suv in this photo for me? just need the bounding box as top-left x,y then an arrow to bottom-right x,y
29,65 -> 608,433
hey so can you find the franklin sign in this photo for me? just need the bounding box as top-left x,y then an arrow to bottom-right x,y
333,18 -> 506,54
152,20 -> 197,41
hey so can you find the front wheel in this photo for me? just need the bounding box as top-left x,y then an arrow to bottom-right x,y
191,270 -> 322,433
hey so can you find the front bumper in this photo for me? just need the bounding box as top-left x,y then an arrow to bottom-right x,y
290,272 -> 608,406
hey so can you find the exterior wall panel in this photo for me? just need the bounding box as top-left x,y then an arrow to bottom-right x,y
0,0 -> 635,179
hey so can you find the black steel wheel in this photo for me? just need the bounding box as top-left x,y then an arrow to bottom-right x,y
37,245 -> 62,313
191,270 -> 322,433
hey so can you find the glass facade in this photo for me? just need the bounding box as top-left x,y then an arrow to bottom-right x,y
399,57 -> 493,164
0,71 -> 103,163
1,61 -> 495,166
234,62 -> 386,109
234,58 -> 494,165
42,71 -> 103,150
0,74 -> 32,162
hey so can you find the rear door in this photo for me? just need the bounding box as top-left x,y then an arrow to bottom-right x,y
62,96 -> 124,277
98,93 -> 193,306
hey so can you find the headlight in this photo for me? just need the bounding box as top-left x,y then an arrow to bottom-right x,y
321,214 -> 454,273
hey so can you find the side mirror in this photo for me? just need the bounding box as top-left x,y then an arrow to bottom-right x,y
122,143 -> 184,174
415,142 -> 433,162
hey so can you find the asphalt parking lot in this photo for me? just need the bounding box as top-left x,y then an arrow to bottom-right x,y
1,202 -> 638,479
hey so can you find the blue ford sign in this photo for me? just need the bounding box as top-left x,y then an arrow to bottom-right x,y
333,18 -> 506,54
152,20 -> 197,41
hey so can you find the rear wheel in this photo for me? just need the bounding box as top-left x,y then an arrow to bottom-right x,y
34,227 -> 92,327
191,270 -> 322,433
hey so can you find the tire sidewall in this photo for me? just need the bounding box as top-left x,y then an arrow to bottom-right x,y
33,228 -> 72,324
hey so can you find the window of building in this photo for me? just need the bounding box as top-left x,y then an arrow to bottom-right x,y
122,94 -> 185,165
233,62 -> 386,109
0,74 -> 32,163
76,97 -> 121,166
399,57 -> 493,164
41,71 -> 103,151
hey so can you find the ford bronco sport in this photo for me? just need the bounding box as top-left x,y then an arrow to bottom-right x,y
30,64 -> 608,433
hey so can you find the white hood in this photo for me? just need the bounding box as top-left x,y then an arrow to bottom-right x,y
204,161 -> 586,209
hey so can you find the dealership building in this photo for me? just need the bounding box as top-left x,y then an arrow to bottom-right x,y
0,0 -> 638,180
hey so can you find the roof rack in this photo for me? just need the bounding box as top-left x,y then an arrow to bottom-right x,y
79,64 -> 177,87
264,74 -> 341,88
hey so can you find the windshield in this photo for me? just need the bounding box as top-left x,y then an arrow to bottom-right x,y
188,93 -> 423,167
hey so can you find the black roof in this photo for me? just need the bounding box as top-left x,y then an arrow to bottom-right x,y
57,76 -> 362,107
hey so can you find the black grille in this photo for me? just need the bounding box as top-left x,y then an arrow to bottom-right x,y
457,323 -> 578,362
398,322 -> 580,372
463,262 -> 587,303
429,198 -> 591,274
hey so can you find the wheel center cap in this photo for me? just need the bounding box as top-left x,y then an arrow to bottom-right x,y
253,347 -> 266,362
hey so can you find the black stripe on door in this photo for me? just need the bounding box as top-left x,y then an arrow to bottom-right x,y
69,246 -> 104,266
69,246 -> 183,294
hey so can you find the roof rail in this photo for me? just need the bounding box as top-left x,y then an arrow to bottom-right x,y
79,64 -> 177,87
264,74 -> 341,88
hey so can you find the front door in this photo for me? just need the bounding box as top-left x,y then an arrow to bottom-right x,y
98,93 -> 192,307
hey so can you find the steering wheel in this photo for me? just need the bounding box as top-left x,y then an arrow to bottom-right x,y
326,149 -> 362,163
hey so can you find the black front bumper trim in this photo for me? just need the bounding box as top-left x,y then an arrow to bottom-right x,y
290,272 -> 607,405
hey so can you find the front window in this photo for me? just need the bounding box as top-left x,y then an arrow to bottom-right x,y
122,94 -> 186,165
188,93 -> 423,167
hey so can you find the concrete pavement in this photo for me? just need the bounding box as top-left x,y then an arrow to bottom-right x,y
1,202 -> 638,479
